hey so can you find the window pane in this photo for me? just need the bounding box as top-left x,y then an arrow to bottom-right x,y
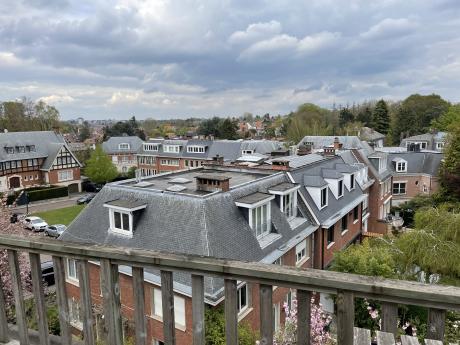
122,213 -> 130,231
114,212 -> 122,229
174,296 -> 186,326
153,289 -> 162,317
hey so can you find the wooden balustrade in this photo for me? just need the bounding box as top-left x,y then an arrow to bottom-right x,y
0,234 -> 459,345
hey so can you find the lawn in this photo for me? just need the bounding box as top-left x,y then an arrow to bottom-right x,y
34,204 -> 86,226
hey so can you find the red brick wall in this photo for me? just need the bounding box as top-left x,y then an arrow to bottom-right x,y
392,175 -> 439,203
48,167 -> 81,184
367,178 -> 392,234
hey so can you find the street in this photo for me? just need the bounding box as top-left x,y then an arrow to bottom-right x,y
12,193 -> 86,214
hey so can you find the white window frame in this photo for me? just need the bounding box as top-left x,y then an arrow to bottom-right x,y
118,143 -> 130,150
396,161 -> 407,172
436,142 -> 444,150
164,145 -> 180,153
295,238 -> 310,265
273,303 -> 281,332
338,179 -> 344,198
350,174 -> 355,190
160,159 -> 179,166
187,146 -> 205,153
151,288 -> 186,328
393,182 -> 407,195
237,284 -> 249,315
242,149 -> 254,155
109,209 -> 133,236
249,203 -> 271,238
144,144 -> 159,152
58,169 -> 74,182
281,191 -> 297,219
66,258 -> 79,284
320,187 -> 328,208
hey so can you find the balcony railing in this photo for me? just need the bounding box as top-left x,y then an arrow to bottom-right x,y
0,234 -> 459,345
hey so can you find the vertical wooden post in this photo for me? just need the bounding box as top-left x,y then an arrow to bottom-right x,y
297,290 -> 311,345
52,256 -> 72,345
224,279 -> 238,345
259,284 -> 273,345
161,270 -> 176,345
132,267 -> 147,345
78,260 -> 96,345
427,308 -> 446,341
0,270 -> 10,343
381,302 -> 398,336
29,253 -> 49,345
100,259 -> 123,345
336,291 -> 354,345
8,249 -> 29,345
192,275 -> 205,345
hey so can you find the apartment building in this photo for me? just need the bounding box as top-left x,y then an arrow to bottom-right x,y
400,131 -> 447,152
387,151 -> 443,206
60,155 -> 365,344
102,136 -> 143,173
0,131 -> 82,193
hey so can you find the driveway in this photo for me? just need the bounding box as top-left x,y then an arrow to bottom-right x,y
12,193 -> 86,214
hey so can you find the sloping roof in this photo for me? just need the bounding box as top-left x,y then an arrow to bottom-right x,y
303,175 -> 328,188
102,136 -> 144,154
240,140 -> 283,154
266,154 -> 325,169
298,136 -> 365,149
0,131 -> 65,162
359,127 -> 385,141
321,169 -> 343,179
387,152 -> 443,176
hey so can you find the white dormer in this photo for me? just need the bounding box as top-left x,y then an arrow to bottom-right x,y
164,145 -> 181,153
143,143 -> 160,152
268,183 -> 300,219
187,145 -> 206,153
118,143 -> 130,150
235,193 -> 274,239
242,149 -> 254,155
304,176 -> 328,210
103,199 -> 147,237
392,158 -> 407,172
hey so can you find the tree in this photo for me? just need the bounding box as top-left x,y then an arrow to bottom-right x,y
432,104 -> 460,131
440,123 -> 460,199
198,117 -> 221,137
79,121 -> 91,141
372,100 -> 390,134
84,146 -> 118,184
218,118 -> 238,139
34,100 -> 60,131
356,106 -> 373,127
104,116 -> 145,140
339,107 -> 354,127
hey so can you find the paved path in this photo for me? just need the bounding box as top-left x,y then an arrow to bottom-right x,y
11,193 -> 85,214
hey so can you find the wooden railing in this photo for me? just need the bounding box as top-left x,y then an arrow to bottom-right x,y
0,234 -> 459,345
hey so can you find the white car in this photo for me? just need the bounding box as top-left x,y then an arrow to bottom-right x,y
24,216 -> 49,232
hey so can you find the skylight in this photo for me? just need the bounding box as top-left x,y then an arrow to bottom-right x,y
169,177 -> 192,184
134,181 -> 154,188
166,185 -> 187,192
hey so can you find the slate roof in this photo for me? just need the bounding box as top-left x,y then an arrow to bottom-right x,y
102,136 -> 144,154
235,192 -> 273,205
303,175 -> 328,188
266,154 -> 325,169
359,127 -> 385,142
400,132 -> 447,150
268,182 -> 299,193
387,152 -> 443,176
60,168 -> 317,303
298,136 -> 365,150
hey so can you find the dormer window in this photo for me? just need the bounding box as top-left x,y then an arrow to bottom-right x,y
350,174 -> 355,190
164,145 -> 180,153
242,149 -> 254,155
320,187 -> 328,208
396,161 -> 406,172
103,199 -> 147,237
268,183 -> 300,219
16,146 -> 26,153
187,146 -> 205,153
338,180 -> 344,198
144,144 -> 159,152
5,147 -> 14,154
119,143 -> 130,150
235,193 -> 274,239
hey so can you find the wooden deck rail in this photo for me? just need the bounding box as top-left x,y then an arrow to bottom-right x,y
0,234 -> 459,345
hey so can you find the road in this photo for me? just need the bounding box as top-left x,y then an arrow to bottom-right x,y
12,193 -> 86,214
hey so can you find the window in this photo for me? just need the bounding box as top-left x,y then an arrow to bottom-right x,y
58,170 -> 73,182
164,145 -> 180,153
273,303 -> 281,332
28,145 -> 36,152
341,215 -> 348,233
153,340 -> 165,345
353,205 -> 359,221
113,211 -> 130,231
393,182 -> 407,195
17,146 -> 25,153
423,184 -> 428,193
112,156 -> 118,163
152,288 -> 186,327
237,284 -> 249,314
436,142 -> 444,150
160,159 -> 179,166
118,143 -> 130,150
27,159 -> 34,167
5,147 -> 14,154
320,187 -> 328,208
24,175 -> 28,181
250,204 -> 270,238
338,180 -> 344,198
282,191 -> 296,218
396,161 -> 407,172
350,174 -> 355,190
242,150 -> 254,155
187,146 -> 205,153
295,238 -> 309,264
66,259 -> 79,281
144,144 -> 159,152
327,226 -> 334,245
273,257 -> 282,265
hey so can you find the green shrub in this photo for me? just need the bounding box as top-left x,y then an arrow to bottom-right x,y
26,186 -> 68,202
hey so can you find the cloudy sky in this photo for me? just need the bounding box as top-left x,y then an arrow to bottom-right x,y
1,0 -> 460,120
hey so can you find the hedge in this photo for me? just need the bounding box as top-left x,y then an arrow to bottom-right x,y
26,186 -> 68,202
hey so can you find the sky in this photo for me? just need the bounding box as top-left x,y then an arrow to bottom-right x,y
1,0 -> 460,120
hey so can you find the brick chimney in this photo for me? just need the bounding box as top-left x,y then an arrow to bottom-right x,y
271,159 -> 290,171
195,174 -> 231,192
333,137 -> 343,150
323,147 -> 336,156
212,154 -> 224,165
297,144 -> 312,156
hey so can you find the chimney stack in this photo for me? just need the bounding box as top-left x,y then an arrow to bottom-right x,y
212,154 -> 224,165
333,137 -> 342,150
271,159 -> 290,171
323,147 -> 336,156
297,144 -> 312,156
195,174 -> 231,192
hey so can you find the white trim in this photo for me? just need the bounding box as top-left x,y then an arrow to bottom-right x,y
286,172 -> 320,225
103,203 -> 147,212
383,195 -> 392,204
268,184 -> 300,195
235,195 -> 275,209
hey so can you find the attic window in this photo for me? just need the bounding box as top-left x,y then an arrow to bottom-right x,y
119,143 -> 130,150
338,180 -> 344,198
320,187 -> 328,208
235,192 -> 274,238
5,147 -> 14,154
27,145 -> 36,152
242,150 -> 254,155
350,174 -> 355,190
144,144 -> 159,152
396,161 -> 407,172
103,200 -> 147,237
187,146 -> 205,153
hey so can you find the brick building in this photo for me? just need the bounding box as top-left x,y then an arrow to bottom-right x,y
400,131 -> 447,152
60,155 -> 366,344
0,131 -> 82,193
102,136 -> 144,174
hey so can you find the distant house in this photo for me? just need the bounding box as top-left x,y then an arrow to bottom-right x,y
0,131 -> 82,193
400,132 -> 447,152
387,151 -> 443,206
358,127 -> 385,148
102,136 -> 144,174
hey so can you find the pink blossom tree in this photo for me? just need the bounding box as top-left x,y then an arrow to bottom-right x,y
273,297 -> 333,345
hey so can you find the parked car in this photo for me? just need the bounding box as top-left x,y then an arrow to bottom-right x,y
82,182 -> 102,193
24,216 -> 48,232
76,194 -> 95,205
44,224 -> 67,238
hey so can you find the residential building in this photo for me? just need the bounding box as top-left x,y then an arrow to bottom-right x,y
358,127 -> 385,148
387,151 -> 443,206
0,131 -> 82,193
60,155 -> 365,343
102,136 -> 144,174
400,132 -> 447,152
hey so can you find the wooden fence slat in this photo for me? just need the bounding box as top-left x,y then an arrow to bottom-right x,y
52,256 -> 72,345
400,335 -> 420,345
224,279 -> 238,345
78,260 -> 95,345
259,284 -> 273,345
381,302 -> 398,336
100,259 -> 123,345
337,291 -> 354,345
297,290 -> 311,345
29,253 -> 49,345
353,327 -> 371,345
132,267 -> 147,345
0,271 -> 10,343
427,308 -> 446,341
191,275 -> 205,345
161,270 -> 176,345
376,331 -> 395,345
8,249 -> 29,345
425,340 -> 443,345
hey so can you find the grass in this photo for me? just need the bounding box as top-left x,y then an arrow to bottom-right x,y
34,204 -> 86,226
